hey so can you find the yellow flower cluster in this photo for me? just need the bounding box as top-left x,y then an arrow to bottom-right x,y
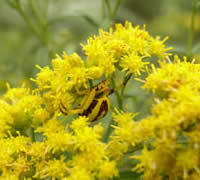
110,56 -> 200,179
83,22 -> 171,76
107,109 -> 155,161
32,21 -> 170,115
134,56 -> 200,180
0,85 -> 49,137
0,134 -> 32,179
0,21 -> 172,179
0,117 -> 118,180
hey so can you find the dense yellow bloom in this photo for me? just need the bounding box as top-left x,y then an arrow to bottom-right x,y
68,117 -> 118,179
34,156 -> 68,179
133,146 -> 159,178
33,65 -> 54,89
0,100 -> 13,136
107,109 -> 153,160
0,134 -> 31,178
149,36 -> 171,58
83,21 -> 170,77
66,167 -> 93,180
176,149 -> 199,179
34,116 -> 118,179
31,21 -> 170,119
120,52 -> 149,76
33,52 -> 104,115
0,174 -> 19,180
130,56 -> 200,179
0,21 -> 172,179
70,116 -> 90,132
143,56 -> 200,95
73,126 -> 103,152
0,86 -> 49,136
36,118 -> 74,153
98,160 -> 119,179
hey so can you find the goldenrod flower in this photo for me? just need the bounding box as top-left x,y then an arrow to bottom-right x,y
0,86 -> 49,136
34,156 -> 68,179
66,167 -> 92,180
33,65 -> 54,90
0,134 -> 31,178
107,109 -> 139,160
0,21 -> 172,179
120,52 -> 149,76
83,21 -> 170,77
98,160 -> 119,179
143,55 -> 200,95
149,36 -> 172,58
131,56 -> 200,179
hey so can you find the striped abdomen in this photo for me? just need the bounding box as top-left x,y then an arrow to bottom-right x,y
79,97 -> 110,122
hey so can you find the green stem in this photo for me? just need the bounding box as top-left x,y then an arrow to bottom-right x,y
15,0 -> 54,59
104,0 -> 122,22
89,79 -> 93,88
103,76 -> 122,142
111,73 -> 132,110
102,0 -> 106,19
28,0 -> 46,28
103,74 -> 132,142
31,128 -> 36,142
103,116 -> 113,142
28,0 -> 50,49
44,0 -> 49,21
28,0 -> 52,58
120,83 -> 126,99
15,1 -> 43,42
111,77 -> 123,110
187,0 -> 198,56
111,0 -> 122,20
104,0 -> 112,20
7,0 -> 16,8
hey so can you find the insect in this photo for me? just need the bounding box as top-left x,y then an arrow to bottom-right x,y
59,74 -> 132,122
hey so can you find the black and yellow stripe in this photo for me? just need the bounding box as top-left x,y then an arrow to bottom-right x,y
59,74 -> 132,122
79,97 -> 110,121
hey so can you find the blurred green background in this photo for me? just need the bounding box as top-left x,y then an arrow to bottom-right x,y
0,1 -> 198,179
0,0 -> 198,120
0,0 -> 196,84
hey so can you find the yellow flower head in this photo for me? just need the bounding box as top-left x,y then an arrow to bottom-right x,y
0,86 -> 48,134
0,21 -> 174,180
98,160 -> 119,179
143,56 -> 200,95
82,21 -> 170,77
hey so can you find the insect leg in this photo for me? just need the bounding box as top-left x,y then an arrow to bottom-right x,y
59,101 -> 84,115
78,87 -> 97,110
109,73 -> 132,95
59,101 -> 68,115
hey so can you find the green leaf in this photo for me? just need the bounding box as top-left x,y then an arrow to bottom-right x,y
113,170 -> 141,180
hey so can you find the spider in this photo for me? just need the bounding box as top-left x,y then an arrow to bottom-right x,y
59,74 -> 132,122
